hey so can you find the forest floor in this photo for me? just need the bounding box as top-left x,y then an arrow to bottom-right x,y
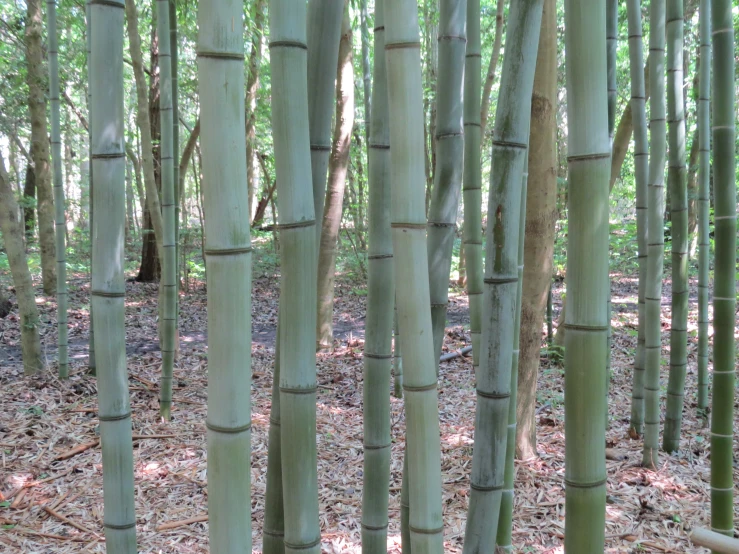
0,263 -> 737,553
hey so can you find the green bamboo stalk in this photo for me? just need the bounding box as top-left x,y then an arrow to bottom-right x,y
426,0 -> 466,364
662,0 -> 689,454
626,0 -> 648,437
269,2 -> 320,552
695,0 -> 709,412
197,0 -> 253,550
169,0 -> 180,351
496,141 -> 528,553
642,0 -> 666,469
86,0 -> 96,375
46,0 -> 67,379
709,0 -> 735,539
361,1 -> 395,551
393,307 -> 403,398
400,449 -> 410,554
157,0 -> 176,421
463,1 -> 543,551
384,2 -> 444,551
90,0 -> 137,549
562,0 -> 610,549
462,0 -> 483,374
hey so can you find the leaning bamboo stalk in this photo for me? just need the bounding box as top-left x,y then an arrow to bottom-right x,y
86,0 -> 95,375
479,0 -> 505,140
157,0 -> 177,421
695,0 -> 709,412
47,0 -> 67,379
361,1 -> 395,551
90,0 -> 137,549
462,0 -> 483,374
562,0 -> 610,550
662,0 -> 689,454
690,528 -> 739,554
426,0 -> 466,364
642,0 -> 666,469
384,1 -> 444,551
463,1 -> 543,550
197,0 -> 253,551
269,1 -> 321,552
495,143 -> 528,552
709,0 -> 735,539
626,0 -> 648,437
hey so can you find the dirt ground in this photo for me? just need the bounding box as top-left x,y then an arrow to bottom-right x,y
0,273 -> 736,553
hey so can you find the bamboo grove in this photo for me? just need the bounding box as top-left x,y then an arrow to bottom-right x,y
0,0 -> 736,552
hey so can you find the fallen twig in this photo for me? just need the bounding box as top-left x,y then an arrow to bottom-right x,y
439,345 -> 473,362
54,441 -> 99,461
156,514 -> 208,531
42,505 -> 98,536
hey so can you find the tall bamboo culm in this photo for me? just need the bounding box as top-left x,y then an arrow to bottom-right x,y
47,0 -> 67,379
642,0 -> 666,469
361,1 -> 395,551
90,0 -> 137,549
197,0 -> 253,549
695,0 -> 709,412
626,0 -> 648,436
157,0 -> 176,421
562,0 -> 610,549
709,0 -> 735,539
169,0 -> 180,351
426,0 -> 466,363
662,0 -> 689,454
86,0 -> 96,375
496,147 -> 528,552
605,0 -> 617,407
384,1 -> 444,551
463,1 -> 543,551
462,0 -> 483,375
269,1 -> 321,552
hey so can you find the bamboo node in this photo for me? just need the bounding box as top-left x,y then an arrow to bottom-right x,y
99,411 -> 131,422
268,40 -> 308,51
564,477 -> 607,489
205,421 -> 251,434
476,390 -> 510,400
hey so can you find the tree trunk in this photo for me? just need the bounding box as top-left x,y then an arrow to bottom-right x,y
89,1 -> 137,549
316,9 -> 354,350
685,128 -> 699,257
245,0 -> 266,222
425,0 -> 466,364
358,0 -> 372,148
515,0 -> 557,463
197,0 -> 254,548
464,0 -> 543,550
0,154 -> 42,375
25,0 -> 57,295
125,0 -> 165,280
23,164 -> 36,239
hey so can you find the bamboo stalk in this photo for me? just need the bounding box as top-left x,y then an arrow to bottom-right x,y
90,0 -> 137,550
197,0 -> 253,551
690,528 -> 739,554
384,2 -> 444,551
662,0 -> 689,454
463,1 -> 543,550
85,0 -> 95,376
361,1 -> 395,551
626,0 -> 648,437
642,0 -> 666,470
562,0 -> 610,549
709,0 -> 735,539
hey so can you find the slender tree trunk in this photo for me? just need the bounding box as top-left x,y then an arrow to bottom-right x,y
662,0 -> 689,454
642,0 -> 666,469
710,0 -> 736,539
197,0 -> 253,549
695,0 -> 709,412
626,0 -> 649,437
0,155 -> 42,376
25,0 -> 56,296
562,0 -> 609,549
426,0 -> 466,364
385,2 -> 444,551
23,165 -> 36,239
462,0 -> 484,379
178,119 -> 200,199
515,0 -> 556,463
479,0 -> 505,141
245,0 -> 266,222
125,0 -> 165,279
361,4 -> 395,550
268,2 -> 321,552
47,0 -> 67,378
464,1 -> 543,550
359,0 -> 372,148
90,1 -> 137,549
685,128 -> 699,257
317,8 -> 354,349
